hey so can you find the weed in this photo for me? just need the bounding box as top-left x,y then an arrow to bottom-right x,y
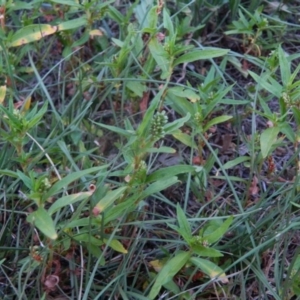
1,1 -> 300,299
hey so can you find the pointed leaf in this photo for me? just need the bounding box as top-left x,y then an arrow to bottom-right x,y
91,120 -> 135,137
94,186 -> 127,213
73,233 -> 103,246
147,165 -> 195,183
174,48 -> 229,66
191,244 -> 223,257
141,176 -> 178,199
176,204 -> 192,242
146,146 -> 176,154
136,87 -> 165,137
16,170 -> 32,190
223,157 -> 250,169
50,0 -> 82,6
148,37 -> 171,79
203,216 -> 234,244
163,113 -> 191,134
278,45 -> 291,87
48,192 -> 93,216
260,127 -> 279,158
163,8 -> 174,36
280,123 -> 295,142
0,85 -> 6,104
203,115 -> 232,132
168,87 -> 200,102
172,130 -> 197,148
27,208 -> 57,240
190,257 -> 228,283
0,169 -> 19,178
103,239 -> 128,254
148,252 -> 191,299
44,165 -> 107,198
9,24 -> 59,47
249,70 -> 282,98
57,16 -> 87,31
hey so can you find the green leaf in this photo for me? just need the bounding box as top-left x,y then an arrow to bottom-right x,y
163,113 -> 191,134
17,170 -> 32,190
168,87 -> 200,102
219,99 -> 250,105
111,38 -> 124,47
291,254 -> 300,296
260,127 -> 279,159
147,165 -> 195,183
61,217 -> 93,229
292,107 -> 300,127
136,87 -> 165,137
148,252 -> 191,299
107,5 -> 125,24
146,146 -> 176,154
0,85 -> 6,104
57,16 -> 88,31
280,123 -> 295,142
94,186 -> 127,213
190,257 -> 228,283
50,0 -> 82,6
103,239 -> 128,254
26,102 -> 48,128
126,80 -> 147,97
162,279 -> 180,296
249,70 -> 282,98
166,92 -> 194,117
191,244 -> 223,257
148,37 -> 171,79
8,1 -> 33,9
203,115 -> 232,132
48,192 -> 93,216
104,196 -> 136,224
278,45 -> 291,87
91,120 -> 135,137
176,204 -> 192,242
141,177 -> 179,199
222,156 -> 250,169
73,233 -> 103,246
203,216 -> 234,244
163,8 -> 174,36
9,24 -> 58,47
174,48 -> 229,66
0,104 -> 20,125
27,208 -> 57,240
44,165 -> 107,199
148,6 -> 159,29
0,169 -> 19,178
211,175 -> 246,182
172,130 -> 196,148
226,56 -> 249,78
146,165 -> 195,183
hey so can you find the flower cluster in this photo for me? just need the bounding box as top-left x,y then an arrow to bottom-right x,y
150,110 -> 168,139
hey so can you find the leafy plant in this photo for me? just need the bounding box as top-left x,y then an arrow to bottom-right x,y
226,6 -> 286,55
248,46 -> 300,161
148,204 -> 232,299
1,0 -> 299,299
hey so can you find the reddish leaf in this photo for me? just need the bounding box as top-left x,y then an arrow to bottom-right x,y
249,176 -> 259,195
140,91 -> 150,116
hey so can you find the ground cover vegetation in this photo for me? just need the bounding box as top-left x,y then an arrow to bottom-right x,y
0,0 -> 300,299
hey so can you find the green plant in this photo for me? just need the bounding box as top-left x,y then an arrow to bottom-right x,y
148,204 -> 233,299
226,6 -> 286,55
248,46 -> 300,165
1,0 -> 300,299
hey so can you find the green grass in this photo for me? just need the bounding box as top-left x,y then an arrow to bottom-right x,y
1,0 -> 300,299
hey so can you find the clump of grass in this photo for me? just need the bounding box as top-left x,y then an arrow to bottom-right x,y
1,1 -> 300,299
